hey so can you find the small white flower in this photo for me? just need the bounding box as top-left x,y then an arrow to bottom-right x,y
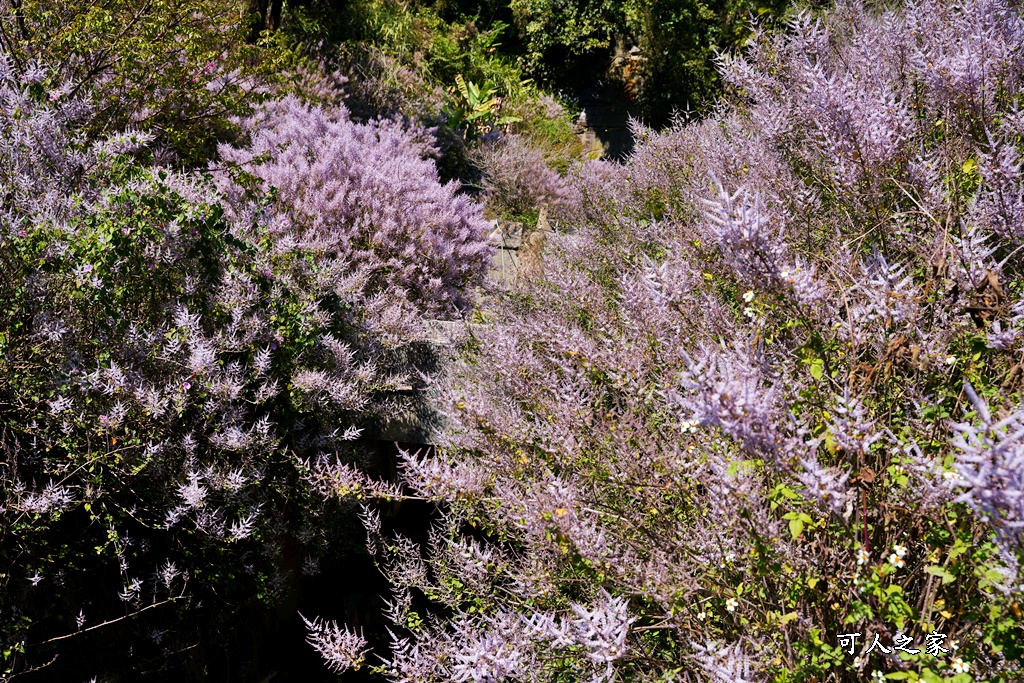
951,657 -> 969,674
943,469 -> 960,482
725,597 -> 739,612
893,544 -> 907,559
871,671 -> 885,682
857,548 -> 870,565
743,290 -> 755,302
892,464 -> 906,476
889,553 -> 905,569
945,354 -> 956,365
853,656 -> 864,668
949,639 -> 959,651
743,307 -> 756,318
697,611 -> 706,621
781,269 -> 791,279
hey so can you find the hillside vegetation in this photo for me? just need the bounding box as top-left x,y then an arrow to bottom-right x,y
2,0 -> 1024,682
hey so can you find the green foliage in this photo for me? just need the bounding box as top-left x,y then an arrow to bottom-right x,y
283,0 -> 583,177
640,0 -> 791,121
443,73 -> 523,139
286,0 -> 524,92
0,0 -> 290,164
508,0 -> 791,123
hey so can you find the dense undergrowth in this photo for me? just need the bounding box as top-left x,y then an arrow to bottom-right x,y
284,0 -> 792,126
2,0 -> 1024,681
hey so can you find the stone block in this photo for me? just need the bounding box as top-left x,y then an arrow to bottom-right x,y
487,220 -> 524,249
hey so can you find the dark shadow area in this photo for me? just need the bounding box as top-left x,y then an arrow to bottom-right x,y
578,78 -> 641,161
10,438 -> 441,683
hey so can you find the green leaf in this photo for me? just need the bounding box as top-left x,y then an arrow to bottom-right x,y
925,565 -> 956,584
809,358 -> 823,380
789,517 -> 804,539
455,74 -> 470,101
984,567 -> 1005,583
775,485 -> 801,500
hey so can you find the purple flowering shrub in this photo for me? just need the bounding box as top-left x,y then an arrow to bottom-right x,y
0,60 -> 491,677
307,0 -> 1024,680
471,133 -> 580,223
0,162 -> 298,678
216,95 -> 493,317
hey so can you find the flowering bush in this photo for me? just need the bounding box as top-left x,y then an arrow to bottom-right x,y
216,94 -> 494,317
0,59 -> 491,678
471,133 -> 579,223
0,0 -> 288,163
310,0 -> 1024,681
